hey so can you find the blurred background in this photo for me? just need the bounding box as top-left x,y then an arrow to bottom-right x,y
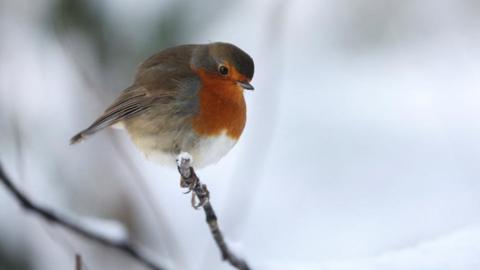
1,0 -> 480,269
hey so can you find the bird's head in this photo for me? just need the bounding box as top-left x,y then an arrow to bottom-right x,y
192,42 -> 255,90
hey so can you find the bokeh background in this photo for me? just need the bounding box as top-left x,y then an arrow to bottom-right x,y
1,0 -> 480,269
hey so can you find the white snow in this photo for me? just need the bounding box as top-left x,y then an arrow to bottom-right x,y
176,152 -> 193,167
259,224 -> 480,270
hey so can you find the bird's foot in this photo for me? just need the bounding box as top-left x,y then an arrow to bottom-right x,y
191,184 -> 209,209
177,152 -> 195,191
180,170 -> 197,192
180,174 -> 209,208
176,152 -> 209,209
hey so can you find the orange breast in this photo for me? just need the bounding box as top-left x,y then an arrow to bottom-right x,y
192,69 -> 246,139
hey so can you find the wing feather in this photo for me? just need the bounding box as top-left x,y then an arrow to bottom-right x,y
70,46 -> 199,145
70,86 -> 153,144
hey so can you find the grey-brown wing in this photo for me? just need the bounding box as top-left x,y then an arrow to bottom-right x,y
70,45 -> 200,145
70,72 -> 200,145
70,86 -> 155,144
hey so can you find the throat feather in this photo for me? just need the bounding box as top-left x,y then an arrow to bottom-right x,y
192,70 -> 246,139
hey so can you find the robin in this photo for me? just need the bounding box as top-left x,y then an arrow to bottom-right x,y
70,42 -> 254,170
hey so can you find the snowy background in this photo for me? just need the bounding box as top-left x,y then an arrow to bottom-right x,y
1,0 -> 480,269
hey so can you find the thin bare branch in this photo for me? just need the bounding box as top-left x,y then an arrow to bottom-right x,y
0,163 -> 165,270
177,155 -> 251,270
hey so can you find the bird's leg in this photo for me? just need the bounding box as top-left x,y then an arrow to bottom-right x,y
183,171 -> 209,208
176,152 -> 210,208
179,167 -> 197,193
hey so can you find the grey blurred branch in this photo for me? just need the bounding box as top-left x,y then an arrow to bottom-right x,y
177,155 -> 250,270
75,254 -> 83,270
0,163 -> 165,270
0,156 -> 250,270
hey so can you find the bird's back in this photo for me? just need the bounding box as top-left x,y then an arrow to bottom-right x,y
135,44 -> 197,84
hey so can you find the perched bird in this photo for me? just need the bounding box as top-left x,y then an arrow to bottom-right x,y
70,42 -> 254,169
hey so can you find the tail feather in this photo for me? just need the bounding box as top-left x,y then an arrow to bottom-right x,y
70,124 -> 103,144
70,117 -> 124,145
70,130 -> 89,145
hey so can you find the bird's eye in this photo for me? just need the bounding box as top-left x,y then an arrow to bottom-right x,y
218,65 -> 229,75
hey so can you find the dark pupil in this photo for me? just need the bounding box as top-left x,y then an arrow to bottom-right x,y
219,66 -> 228,75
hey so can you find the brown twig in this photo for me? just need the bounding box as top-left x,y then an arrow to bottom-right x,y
0,163 -> 165,270
177,155 -> 251,270
75,254 -> 83,270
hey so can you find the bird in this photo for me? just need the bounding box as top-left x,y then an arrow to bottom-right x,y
70,42 -> 255,170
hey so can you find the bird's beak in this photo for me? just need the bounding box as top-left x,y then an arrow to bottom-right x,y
237,81 -> 254,90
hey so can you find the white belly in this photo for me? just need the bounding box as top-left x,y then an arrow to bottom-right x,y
190,133 -> 238,168
145,132 -> 238,169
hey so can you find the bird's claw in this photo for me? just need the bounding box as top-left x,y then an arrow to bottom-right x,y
180,173 -> 197,190
191,184 -> 209,209
180,174 -> 210,209
192,195 -> 208,209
